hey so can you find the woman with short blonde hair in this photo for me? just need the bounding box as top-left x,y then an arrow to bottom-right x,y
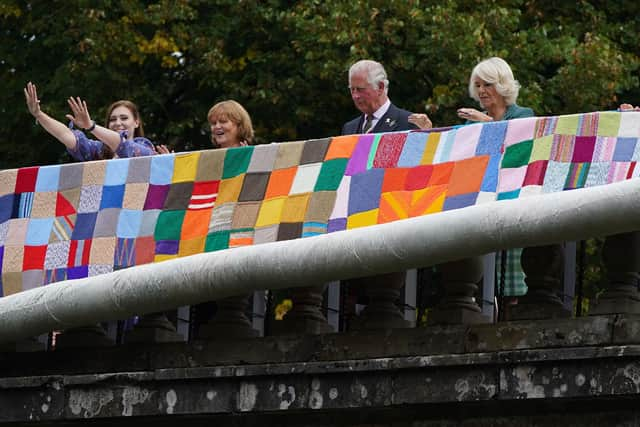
458,57 -> 533,123
468,57 -> 520,106
207,100 -> 254,148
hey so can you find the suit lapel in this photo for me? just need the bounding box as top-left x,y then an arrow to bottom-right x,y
355,116 -> 365,134
372,105 -> 400,133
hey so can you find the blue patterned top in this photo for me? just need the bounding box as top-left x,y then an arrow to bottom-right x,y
67,125 -> 155,161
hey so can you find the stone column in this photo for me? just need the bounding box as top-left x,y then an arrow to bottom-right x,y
507,244 -> 570,320
349,272 -> 412,330
429,256 -> 491,325
198,294 -> 258,340
590,232 -> 640,315
125,312 -> 184,344
273,284 -> 332,335
0,336 -> 47,352
55,324 -> 114,349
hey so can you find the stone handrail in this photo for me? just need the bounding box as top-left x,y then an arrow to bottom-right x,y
0,111 -> 639,342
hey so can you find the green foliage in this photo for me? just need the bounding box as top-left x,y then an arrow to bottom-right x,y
1,0 -> 639,168
579,237 -> 607,314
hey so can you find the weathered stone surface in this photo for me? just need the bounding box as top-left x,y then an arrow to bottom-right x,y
467,316 -> 615,352
409,412 -> 640,427
0,378 -> 64,422
317,326 -> 467,360
4,316 -> 640,425
613,314 -> 640,344
499,356 -> 640,400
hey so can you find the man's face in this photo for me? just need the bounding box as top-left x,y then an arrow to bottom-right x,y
349,72 -> 383,115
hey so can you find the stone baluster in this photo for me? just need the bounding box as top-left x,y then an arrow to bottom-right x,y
507,244 -> 570,320
273,284 -> 332,335
54,324 -> 114,349
429,256 -> 491,325
125,312 -> 184,344
349,272 -> 412,330
0,336 -> 47,352
590,232 -> 640,315
197,294 -> 258,340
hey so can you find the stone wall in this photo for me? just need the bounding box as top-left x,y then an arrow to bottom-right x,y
2,315 -> 640,426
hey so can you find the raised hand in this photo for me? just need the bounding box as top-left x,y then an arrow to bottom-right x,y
23,82 -> 78,150
24,82 -> 42,118
66,96 -> 94,130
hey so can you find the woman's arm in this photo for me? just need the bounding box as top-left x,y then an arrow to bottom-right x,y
115,136 -> 157,158
24,82 -> 78,150
66,96 -> 122,153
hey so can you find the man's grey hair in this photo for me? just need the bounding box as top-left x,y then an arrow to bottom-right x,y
349,60 -> 389,94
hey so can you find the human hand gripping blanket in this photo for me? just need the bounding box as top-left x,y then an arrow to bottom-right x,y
0,111 -> 639,295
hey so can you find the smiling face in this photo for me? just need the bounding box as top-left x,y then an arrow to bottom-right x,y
108,105 -> 139,140
473,77 -> 506,113
206,100 -> 254,148
209,114 -> 242,148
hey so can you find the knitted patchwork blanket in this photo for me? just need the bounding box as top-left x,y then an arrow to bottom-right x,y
0,111 -> 638,295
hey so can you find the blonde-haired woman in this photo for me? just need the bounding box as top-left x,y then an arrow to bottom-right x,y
411,57 -> 535,300
207,100 -> 254,148
409,57 -> 533,129
457,56 -> 533,123
193,100 -> 255,337
459,57 -> 534,302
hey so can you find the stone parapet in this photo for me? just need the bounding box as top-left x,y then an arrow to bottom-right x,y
2,315 -> 640,425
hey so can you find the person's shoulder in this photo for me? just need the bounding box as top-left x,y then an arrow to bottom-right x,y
388,103 -> 412,117
344,115 -> 360,126
518,105 -> 535,116
342,115 -> 361,135
386,103 -> 418,130
509,104 -> 534,118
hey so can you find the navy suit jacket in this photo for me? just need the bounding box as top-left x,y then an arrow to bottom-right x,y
341,103 -> 418,135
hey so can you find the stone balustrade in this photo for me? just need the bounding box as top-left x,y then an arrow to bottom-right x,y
1,111 -> 640,424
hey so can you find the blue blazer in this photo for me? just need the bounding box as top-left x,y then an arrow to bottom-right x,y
341,103 -> 417,135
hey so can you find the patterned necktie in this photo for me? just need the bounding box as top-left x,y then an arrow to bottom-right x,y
363,114 -> 374,133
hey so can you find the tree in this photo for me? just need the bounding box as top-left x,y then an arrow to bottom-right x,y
1,0 -> 638,169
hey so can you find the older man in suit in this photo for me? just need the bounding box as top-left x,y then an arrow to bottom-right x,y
339,60 -> 427,330
342,59 -> 423,135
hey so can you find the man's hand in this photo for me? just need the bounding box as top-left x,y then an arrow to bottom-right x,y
408,113 -> 433,130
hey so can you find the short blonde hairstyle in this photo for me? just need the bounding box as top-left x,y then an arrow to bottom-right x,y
468,57 -> 520,106
207,100 -> 254,148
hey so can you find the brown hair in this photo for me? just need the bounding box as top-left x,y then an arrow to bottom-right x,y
95,100 -> 144,159
104,100 -> 145,137
207,100 -> 254,148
